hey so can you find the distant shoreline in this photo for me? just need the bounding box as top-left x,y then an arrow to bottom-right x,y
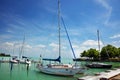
0,53 -> 11,57
73,58 -> 120,62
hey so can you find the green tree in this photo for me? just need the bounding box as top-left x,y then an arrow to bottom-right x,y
87,48 -> 99,60
118,47 -> 120,58
81,48 -> 99,60
80,44 -> 120,61
101,44 -> 118,59
81,50 -> 88,57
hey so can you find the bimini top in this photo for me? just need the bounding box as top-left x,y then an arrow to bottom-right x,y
43,56 -> 61,63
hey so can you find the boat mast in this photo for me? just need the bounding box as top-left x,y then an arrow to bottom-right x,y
19,34 -> 25,59
58,0 -> 61,63
97,30 -> 101,60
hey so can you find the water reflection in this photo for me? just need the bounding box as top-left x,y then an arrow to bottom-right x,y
26,64 -> 29,77
10,62 -> 13,71
10,70 -> 12,80
0,60 -> 1,68
10,62 -> 13,80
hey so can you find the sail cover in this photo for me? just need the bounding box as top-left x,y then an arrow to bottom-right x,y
43,56 -> 61,63
22,56 -> 28,58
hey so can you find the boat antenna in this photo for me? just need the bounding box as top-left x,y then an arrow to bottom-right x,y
58,0 -> 61,63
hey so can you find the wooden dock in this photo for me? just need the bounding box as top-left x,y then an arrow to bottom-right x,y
109,74 -> 120,80
78,68 -> 120,80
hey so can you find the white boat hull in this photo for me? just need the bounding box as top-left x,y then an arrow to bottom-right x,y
10,60 -> 18,64
37,64 -> 83,76
19,59 -> 31,66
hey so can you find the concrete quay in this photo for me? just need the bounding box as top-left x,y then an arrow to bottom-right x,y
78,68 -> 120,80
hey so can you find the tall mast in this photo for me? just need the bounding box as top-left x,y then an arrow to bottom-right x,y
58,0 -> 61,62
19,34 -> 25,59
97,30 -> 101,60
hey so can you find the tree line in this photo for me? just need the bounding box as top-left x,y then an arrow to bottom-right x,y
0,53 -> 10,57
81,44 -> 120,61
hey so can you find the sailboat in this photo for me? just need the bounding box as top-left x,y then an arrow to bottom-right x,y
85,30 -> 112,68
10,56 -> 18,63
36,0 -> 85,76
10,44 -> 18,64
19,34 -> 31,65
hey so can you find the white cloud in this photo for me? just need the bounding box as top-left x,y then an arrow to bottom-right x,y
110,34 -> 120,47
111,40 -> 120,48
25,44 -> 32,49
95,0 -> 112,25
0,42 -> 14,55
110,34 -> 120,39
96,0 -> 111,10
82,40 -> 98,46
69,40 -> 104,58
48,42 -> 58,52
81,39 -> 103,52
71,44 -> 81,58
49,42 -> 58,47
4,42 -> 14,46
0,41 -> 33,56
35,44 -> 46,48
72,44 -> 79,48
112,41 -> 120,44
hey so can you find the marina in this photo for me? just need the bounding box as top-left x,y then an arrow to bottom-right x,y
0,58 -> 120,80
0,0 -> 120,80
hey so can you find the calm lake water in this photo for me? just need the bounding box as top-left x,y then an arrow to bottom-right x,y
0,58 -> 120,80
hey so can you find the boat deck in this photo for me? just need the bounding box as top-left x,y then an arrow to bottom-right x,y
47,64 -> 73,68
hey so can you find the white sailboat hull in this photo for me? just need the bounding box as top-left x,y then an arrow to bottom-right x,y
37,64 -> 83,76
19,59 -> 31,65
10,60 -> 18,64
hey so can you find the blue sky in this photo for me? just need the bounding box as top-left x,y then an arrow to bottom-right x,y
0,0 -> 120,59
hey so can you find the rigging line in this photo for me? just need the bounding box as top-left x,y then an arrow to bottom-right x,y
19,34 -> 25,59
61,17 -> 76,59
12,43 -> 15,55
99,31 -> 110,58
